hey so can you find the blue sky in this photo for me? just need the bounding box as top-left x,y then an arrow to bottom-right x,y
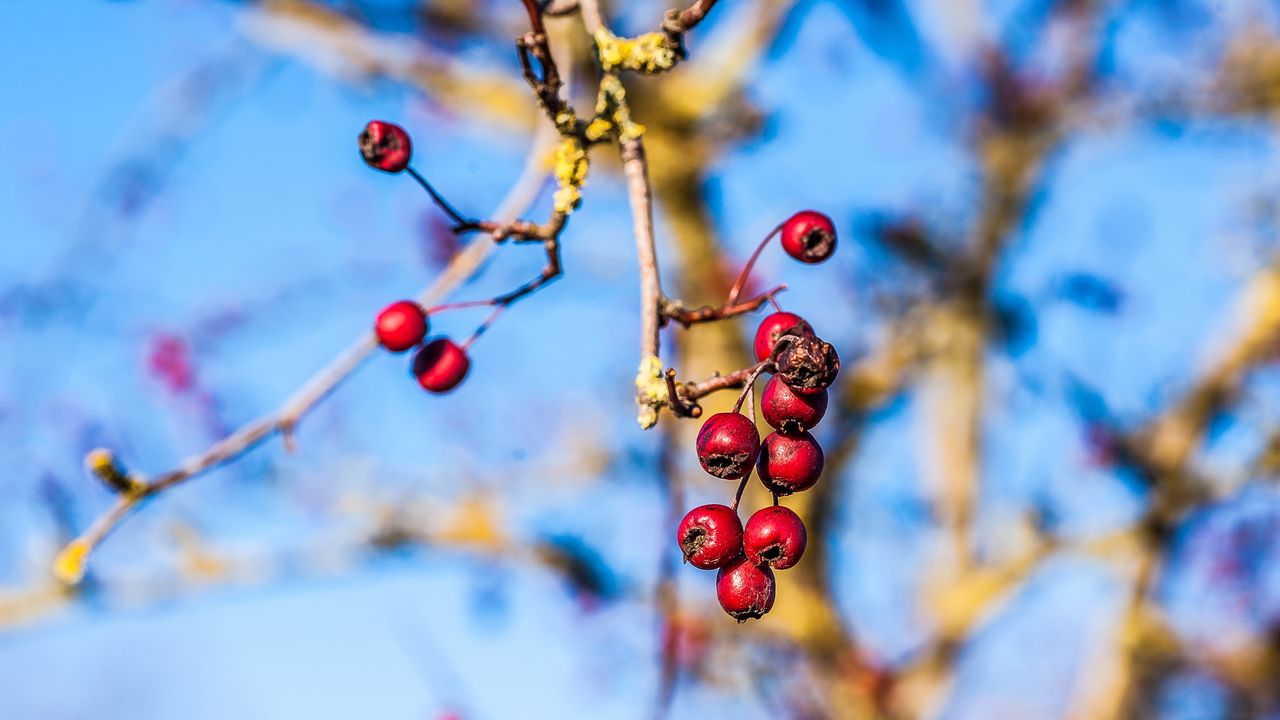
4,1 -> 1280,718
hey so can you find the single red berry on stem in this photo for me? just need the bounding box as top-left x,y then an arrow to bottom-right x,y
677,504 -> 744,570
780,210 -> 837,264
413,338 -> 470,393
744,505 -> 807,570
696,412 -> 761,480
761,376 -> 828,433
375,300 -> 427,352
359,120 -> 412,173
758,430 -> 824,495
752,312 -> 814,363
716,557 -> 776,622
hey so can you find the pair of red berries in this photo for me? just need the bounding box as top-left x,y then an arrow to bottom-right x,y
375,300 -> 470,393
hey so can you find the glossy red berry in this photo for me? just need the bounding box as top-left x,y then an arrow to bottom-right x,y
716,557 -> 776,622
412,338 -> 470,393
752,312 -> 814,363
696,412 -> 761,480
677,504 -> 744,570
744,506 -> 807,570
757,430 -> 824,495
359,120 -> 412,173
761,376 -> 828,433
775,334 -> 840,395
375,300 -> 427,352
780,210 -> 836,264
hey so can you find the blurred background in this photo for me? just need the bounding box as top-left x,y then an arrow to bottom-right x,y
5,0 -> 1280,718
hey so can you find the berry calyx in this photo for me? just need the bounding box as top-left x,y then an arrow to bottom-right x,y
757,430 -> 824,495
716,558 -> 776,622
774,334 -> 840,394
743,505 -> 807,570
412,338 -> 470,393
677,504 -> 744,570
761,376 -> 828,433
752,312 -> 814,363
780,210 -> 836,264
375,300 -> 428,352
359,120 -> 412,173
696,412 -> 761,480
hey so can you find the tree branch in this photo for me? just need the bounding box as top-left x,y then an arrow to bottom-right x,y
54,123 -> 561,584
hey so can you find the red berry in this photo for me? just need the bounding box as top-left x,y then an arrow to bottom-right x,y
743,506 -> 807,570
696,412 -> 761,480
412,338 -> 470,393
752,312 -> 814,363
780,210 -> 836,264
677,504 -> 744,570
359,120 -> 412,173
757,430 -> 824,495
761,376 -> 828,432
775,334 -> 840,395
716,558 -> 776,622
375,300 -> 427,352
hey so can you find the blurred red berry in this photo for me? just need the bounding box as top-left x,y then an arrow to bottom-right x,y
359,120 -> 412,173
146,333 -> 195,394
744,505 -> 807,570
678,504 -> 744,570
696,412 -> 761,480
413,338 -> 470,393
375,300 -> 427,352
780,210 -> 836,264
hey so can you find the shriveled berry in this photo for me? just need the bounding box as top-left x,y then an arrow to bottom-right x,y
761,376 -> 828,432
696,413 -> 761,480
775,334 -> 840,394
677,504 -> 744,570
752,312 -> 814,363
744,506 -> 807,570
716,558 -> 776,622
412,338 -> 470,393
780,210 -> 836,264
359,120 -> 412,173
375,300 -> 427,352
757,430 -> 824,495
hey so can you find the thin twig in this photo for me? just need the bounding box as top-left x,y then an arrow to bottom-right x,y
55,123 -> 561,583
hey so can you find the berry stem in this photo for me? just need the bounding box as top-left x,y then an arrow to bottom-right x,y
406,166 -> 476,230
731,362 -> 771,415
731,473 -> 751,512
423,299 -> 499,314
725,222 -> 784,307
661,284 -> 788,327
461,303 -> 508,350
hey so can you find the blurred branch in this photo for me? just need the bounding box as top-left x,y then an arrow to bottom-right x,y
55,122 -> 561,585
241,0 -> 536,129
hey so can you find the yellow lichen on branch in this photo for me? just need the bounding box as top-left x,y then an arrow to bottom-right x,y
635,355 -> 668,429
552,136 -> 589,214
594,29 -> 677,74
53,540 -> 90,585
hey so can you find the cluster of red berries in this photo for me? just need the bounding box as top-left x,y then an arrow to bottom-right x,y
359,120 -> 473,394
677,211 -> 840,622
